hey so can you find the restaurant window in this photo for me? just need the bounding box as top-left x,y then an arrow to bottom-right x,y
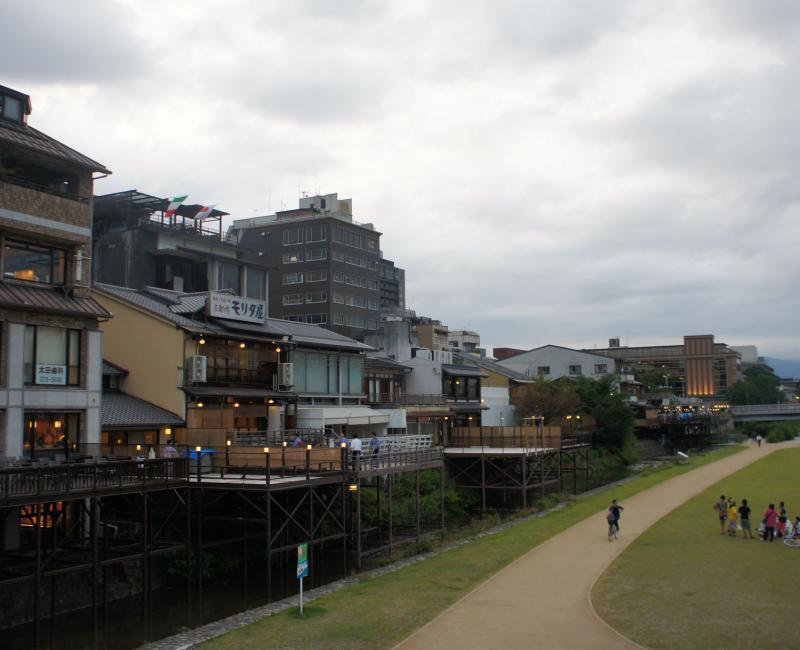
24,412 -> 80,458
24,326 -> 81,386
3,240 -> 66,285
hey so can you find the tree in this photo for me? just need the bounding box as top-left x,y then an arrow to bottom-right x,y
727,367 -> 786,405
574,375 -> 636,461
511,377 -> 581,425
634,368 -> 668,392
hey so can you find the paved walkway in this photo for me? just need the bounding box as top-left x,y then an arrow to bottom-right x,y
396,441 -> 797,650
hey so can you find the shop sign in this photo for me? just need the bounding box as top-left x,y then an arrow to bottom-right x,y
207,292 -> 266,324
35,364 -> 66,385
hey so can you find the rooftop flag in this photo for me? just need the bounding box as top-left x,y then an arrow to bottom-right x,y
195,204 -> 217,220
165,195 -> 188,217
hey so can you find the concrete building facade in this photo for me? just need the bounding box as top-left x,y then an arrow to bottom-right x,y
0,84 -> 110,459
230,193 -> 382,341
497,345 -> 616,381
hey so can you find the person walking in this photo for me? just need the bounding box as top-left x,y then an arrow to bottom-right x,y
714,495 -> 728,535
763,503 -> 778,542
756,434 -> 762,447
369,431 -> 381,469
739,499 -> 754,539
350,433 -> 362,471
608,499 -> 624,536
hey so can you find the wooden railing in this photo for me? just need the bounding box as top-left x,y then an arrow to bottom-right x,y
0,458 -> 188,506
448,426 -> 591,450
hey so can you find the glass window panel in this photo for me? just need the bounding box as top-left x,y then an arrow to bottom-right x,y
24,325 -> 35,383
306,353 -> 327,393
37,327 -> 67,365
245,268 -> 266,300
328,355 -> 338,393
3,241 -> 65,284
293,351 -> 306,392
3,96 -> 22,122
68,330 -> 80,385
347,357 -> 362,395
217,262 -> 241,294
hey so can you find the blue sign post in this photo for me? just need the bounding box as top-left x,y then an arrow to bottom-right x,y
297,543 -> 309,615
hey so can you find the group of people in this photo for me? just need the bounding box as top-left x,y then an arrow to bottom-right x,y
336,432 -> 382,470
713,495 -> 799,541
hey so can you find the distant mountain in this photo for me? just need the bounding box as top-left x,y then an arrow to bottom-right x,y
765,357 -> 800,379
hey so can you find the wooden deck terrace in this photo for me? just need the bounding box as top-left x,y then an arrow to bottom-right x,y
195,446 -> 444,492
444,432 -> 591,456
0,458 -> 188,508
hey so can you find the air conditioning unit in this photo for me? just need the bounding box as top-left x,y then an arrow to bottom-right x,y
188,356 -> 207,382
278,362 -> 294,388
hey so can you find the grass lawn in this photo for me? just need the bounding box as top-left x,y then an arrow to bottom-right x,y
593,447 -> 800,650
201,446 -> 743,650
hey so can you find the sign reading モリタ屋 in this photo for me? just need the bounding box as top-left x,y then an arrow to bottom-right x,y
207,292 -> 266,324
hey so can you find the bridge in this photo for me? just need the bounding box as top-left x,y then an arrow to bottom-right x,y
729,403 -> 800,422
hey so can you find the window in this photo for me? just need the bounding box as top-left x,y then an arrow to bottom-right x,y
368,299 -> 378,311
282,228 -> 303,246
307,313 -> 328,324
347,316 -> 366,328
283,251 -> 303,264
366,319 -> 377,330
306,270 -> 327,283
245,268 -> 266,300
333,293 -> 345,304
367,238 -> 378,251
367,280 -> 379,291
594,363 -> 608,375
537,366 -> 550,376
3,240 -> 66,285
307,248 -> 327,261
24,326 -> 81,386
305,291 -> 327,304
217,262 -> 241,294
24,412 -> 80,458
305,224 -> 327,243
285,315 -> 304,322
333,271 -> 345,283
283,272 -> 303,285
0,94 -> 23,123
568,364 -> 582,376
333,313 -> 345,325
346,295 -> 366,308
282,293 -> 303,305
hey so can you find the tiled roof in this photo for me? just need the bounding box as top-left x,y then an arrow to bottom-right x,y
0,281 -> 112,318
459,353 -> 533,381
365,356 -> 412,372
0,120 -> 108,173
93,283 -> 372,352
442,364 -> 487,378
101,392 -> 183,428
102,360 -> 129,376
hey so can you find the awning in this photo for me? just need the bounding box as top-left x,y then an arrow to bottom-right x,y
181,386 -> 295,400
441,365 -> 487,378
299,406 -> 390,426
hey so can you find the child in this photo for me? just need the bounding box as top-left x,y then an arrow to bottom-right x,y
727,499 -> 738,536
758,518 -> 766,541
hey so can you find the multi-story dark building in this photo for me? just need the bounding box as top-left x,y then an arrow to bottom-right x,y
93,190 -> 270,299
379,255 -> 405,316
0,84 -> 110,461
230,193 -> 382,341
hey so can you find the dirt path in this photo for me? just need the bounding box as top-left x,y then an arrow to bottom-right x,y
396,441 -> 796,650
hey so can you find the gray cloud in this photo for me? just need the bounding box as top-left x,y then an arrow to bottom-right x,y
13,0 -> 800,360
0,1 -> 148,84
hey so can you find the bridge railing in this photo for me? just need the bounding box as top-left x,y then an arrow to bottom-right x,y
730,404 -> 800,415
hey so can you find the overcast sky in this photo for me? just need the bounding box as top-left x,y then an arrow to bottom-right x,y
4,1 -> 798,358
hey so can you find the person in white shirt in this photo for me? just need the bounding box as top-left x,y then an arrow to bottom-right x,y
350,434 -> 362,470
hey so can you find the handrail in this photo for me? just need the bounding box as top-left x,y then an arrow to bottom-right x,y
1,175 -> 89,203
0,458 -> 188,506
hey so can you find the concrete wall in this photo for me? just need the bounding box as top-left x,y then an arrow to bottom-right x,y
498,346 -> 616,381
0,319 -> 102,458
403,357 -> 443,395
